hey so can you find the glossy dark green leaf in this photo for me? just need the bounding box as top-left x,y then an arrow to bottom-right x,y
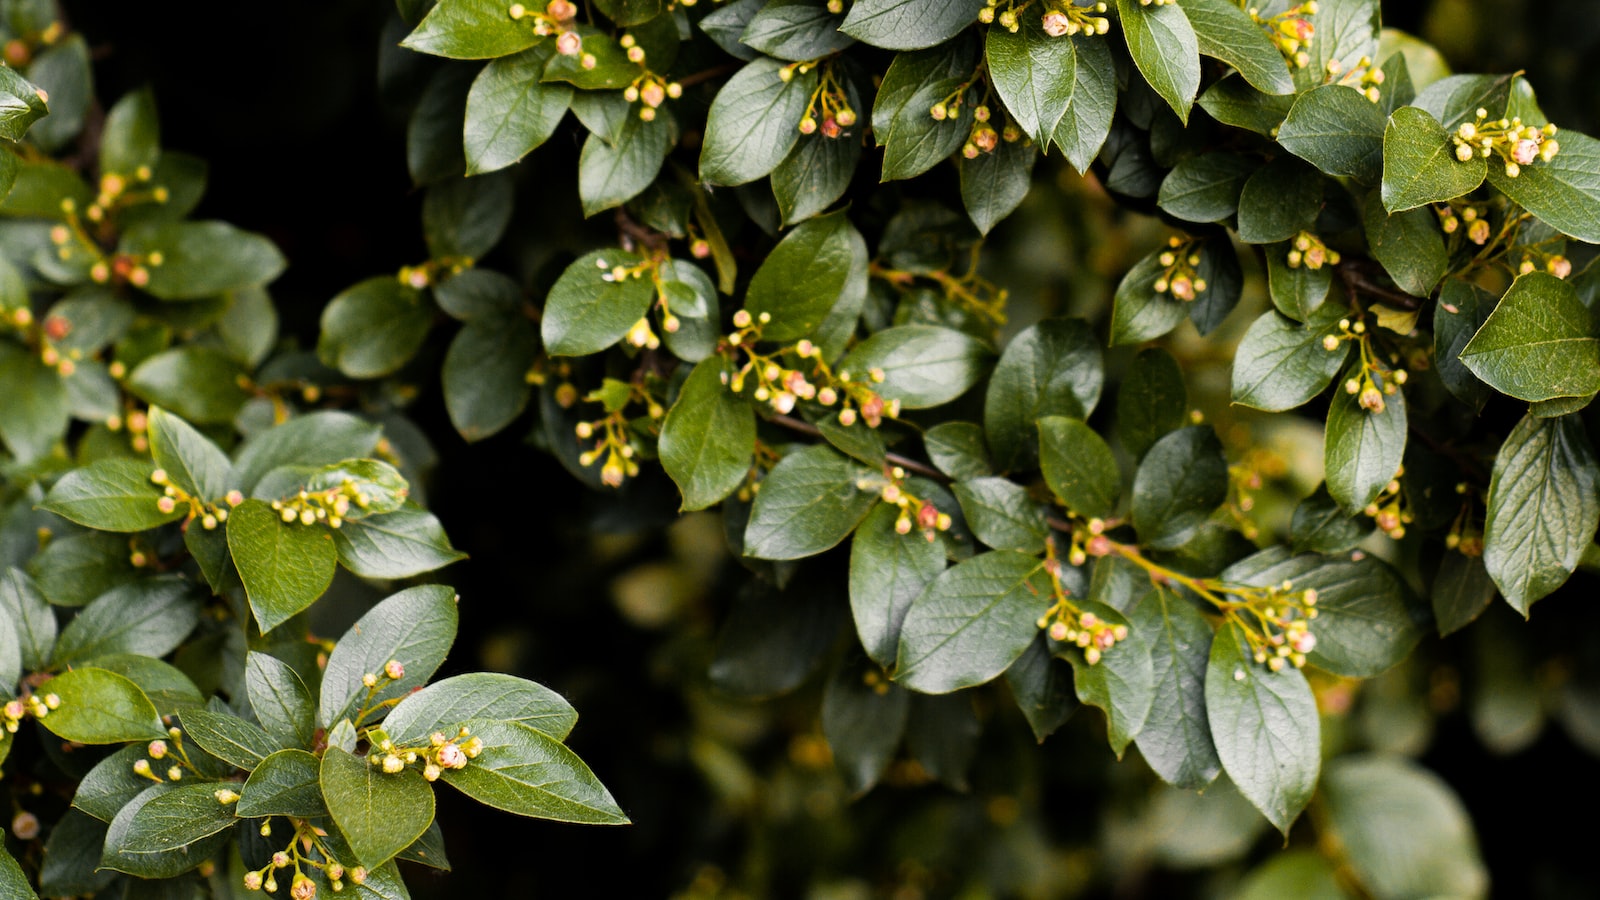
119,221 -> 284,301
959,137 -> 1035,234
1236,156 -> 1324,244
1289,484 -> 1371,554
24,531 -> 133,608
40,458 -> 181,532
873,37 -> 980,181
1264,241 -> 1332,320
839,0 -> 982,50
98,88 -> 159,173
1277,85 -> 1385,183
1413,72 -> 1512,132
443,312 -> 538,441
408,64 -> 471,185
1294,555 -> 1423,676
838,324 -> 991,409
1038,415 -> 1119,519
1487,128 -> 1600,244
986,13 -> 1075,141
700,57 -> 816,186
320,584 -> 458,727
24,35 -> 91,152
822,655 -> 909,795
984,317 -> 1102,471
1231,308 -> 1349,411
745,209 -> 868,343
317,276 -> 433,379
660,357 -> 756,511
73,746 -> 152,823
1131,588 -> 1219,788
148,405 -> 231,501
698,0 -> 764,61
895,550 -> 1047,694
0,568 -> 54,670
744,444 -> 877,560
1156,152 -> 1255,224
39,810 -> 114,896
463,44 -> 572,174
1433,551 -> 1497,637
1118,0 -> 1199,121
1059,600 -> 1153,758
229,411 -> 382,494
774,127 -> 862,226
0,845 -> 32,899
53,578 -> 200,664
1205,621 -> 1319,835
38,667 -> 166,744
541,249 -> 655,356
440,718 -> 628,823
1363,193 -> 1448,296
117,782 -> 238,853
1460,272 -> 1600,402
423,171 -> 514,258
849,501 -> 946,667
579,107 -> 675,217
1197,74 -> 1293,137
1004,634 -> 1078,741
1117,347 -> 1188,460
1432,280 -> 1494,411
228,499 -> 338,633
1381,105 -> 1485,212
1181,0 -> 1293,95
741,0 -> 854,61
594,0 -> 663,25
1325,375 -> 1406,511
178,708 -> 279,771
246,652 -> 316,748
542,27 -> 644,90
658,258 -> 720,362
1110,247 -> 1187,345
237,748 -> 325,818
1322,755 -> 1487,898
924,421 -> 994,480
101,784 -> 229,878
385,672 -> 578,744
403,0 -> 541,59
321,745 -> 435,868
1132,426 -> 1228,551
1051,34 -> 1116,173
1483,413 -> 1599,615
127,346 -> 251,424
1294,0 -> 1378,93
952,477 -> 1048,555
0,343 -> 68,462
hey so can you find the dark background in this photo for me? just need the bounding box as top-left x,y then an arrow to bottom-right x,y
55,2 -> 1600,896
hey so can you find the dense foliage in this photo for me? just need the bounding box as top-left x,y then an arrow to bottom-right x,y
3,0 -> 1599,896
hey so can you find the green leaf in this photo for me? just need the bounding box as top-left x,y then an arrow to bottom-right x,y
894,550 -> 1047,694
1289,484 -> 1372,554
435,268 -> 521,321
659,259 -> 721,362
578,107 -> 676,217
1156,151 -> 1256,224
924,421 -> 994,480
958,137 -> 1035,234
659,358 -> 756,511
443,312 -> 539,441
839,0 -> 982,50
402,0 -> 540,58
1487,128 -> 1600,244
101,785 -> 229,878
1004,635 -> 1078,741
237,748 -> 325,818
1231,309 -> 1349,411
1362,193 -> 1448,296
700,56 -> 816,186
1483,413 -> 1600,615
227,499 -> 338,634
984,317 -> 1102,471
1131,588 -> 1220,789
246,652 -> 316,748
0,51 -> 50,143
117,782 -> 238,853
1413,72 -> 1512,132
320,584 -> 459,727
463,44 -> 572,174
541,27 -> 642,90
741,0 -> 855,61
1197,74 -> 1293,137
744,444 -> 877,560
40,458 -> 181,531
873,37 -> 980,181
849,502 -> 946,667
744,209 -> 868,343
1294,0 -> 1378,93
0,846 -> 34,900
1132,426 -> 1228,551
119,221 -> 284,301
440,718 -> 628,823
822,655 -> 909,795
699,0 -> 764,61
775,126 -> 863,226
1205,621 -> 1319,835
1058,601 -> 1154,758
53,578 -> 201,664
73,746 -> 152,822
541,249 -> 656,356
321,745 -> 435,868
332,506 -> 467,579
1381,105 -> 1485,212
1038,415 -> 1119,519
179,708 -> 279,771
1110,247 -> 1187,345
148,406 -> 231,501
127,346 -> 252,424
423,172 -> 514,258
1117,347 -> 1188,460
229,411 -> 381,494
38,667 -> 166,744
39,809 -> 115,896
837,324 -> 992,409
1236,156 -> 1324,245
1433,551 -> 1497,637
25,531 -> 134,608
1434,279 -> 1494,410
1277,84 -> 1385,183
1051,34 -> 1116,173
1460,272 -> 1600,402
385,672 -> 578,744
985,13 -> 1076,141
1293,555 -> 1423,677
317,276 -> 434,379
0,568 -> 55,671
408,65 -> 472,185
952,477 -> 1048,555
1322,755 -> 1487,898
0,343 -> 68,462
1236,852 -> 1347,900
1324,375 -> 1407,511
1181,0 -> 1294,95
1117,0 -> 1200,123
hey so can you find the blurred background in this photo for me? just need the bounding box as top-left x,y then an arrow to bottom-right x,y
56,1 -> 1600,896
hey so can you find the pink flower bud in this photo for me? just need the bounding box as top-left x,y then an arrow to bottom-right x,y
1041,12 -> 1070,36
556,30 -> 581,55
384,659 -> 405,680
1512,139 -> 1539,166
438,742 -> 469,769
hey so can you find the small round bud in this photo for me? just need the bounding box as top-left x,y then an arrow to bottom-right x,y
149,740 -> 168,759
384,659 -> 406,680
362,672 -> 378,688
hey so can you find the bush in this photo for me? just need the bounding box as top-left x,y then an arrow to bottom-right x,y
2,0 -> 1598,896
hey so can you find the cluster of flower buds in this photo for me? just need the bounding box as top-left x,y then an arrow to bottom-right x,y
1228,461 -> 1267,541
1328,54 -> 1386,103
1286,231 -> 1340,270
1362,467 -> 1412,540
131,733 -> 191,783
723,311 -> 901,428
369,727 -> 484,782
961,105 -> 1022,158
1325,318 -> 1406,413
509,1 -> 590,65
598,255 -> 661,343
1153,236 -> 1209,302
397,256 -> 471,290
1,21 -> 64,67
1234,581 -> 1320,671
267,480 -> 374,530
242,819 -> 368,896
1517,253 -> 1573,279
2,692 -> 59,734
1038,545 -> 1128,666
862,467 -> 953,541
618,36 -> 683,122
798,64 -> 858,139
153,468 -> 244,530
1451,111 -> 1560,177
1435,203 -> 1493,245
1444,483 -> 1485,557
575,412 -> 643,488
1251,2 -> 1317,68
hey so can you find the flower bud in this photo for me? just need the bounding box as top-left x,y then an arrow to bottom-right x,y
384,659 -> 405,680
